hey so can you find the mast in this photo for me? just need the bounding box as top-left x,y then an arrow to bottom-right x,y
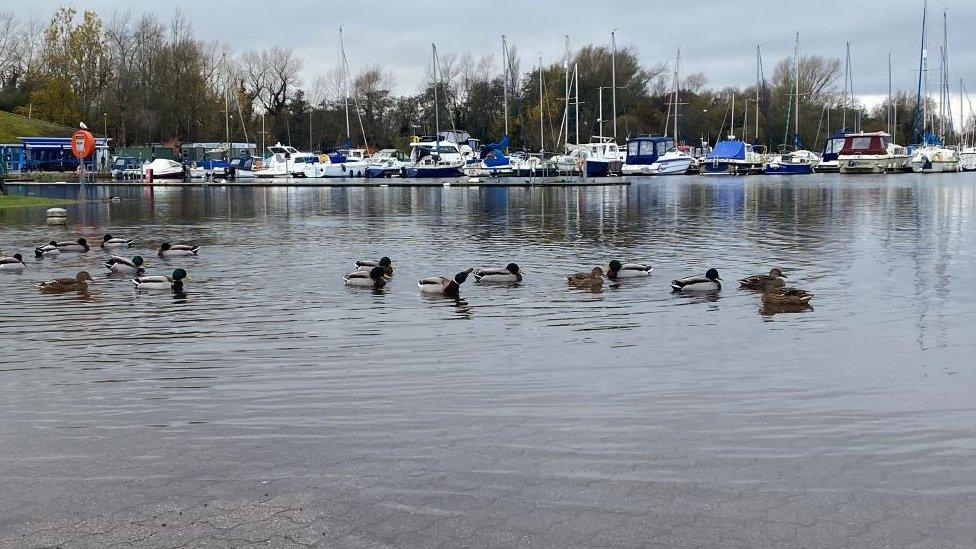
913,0 -> 927,143
842,42 -> 849,130
502,35 -> 509,139
340,26 -> 351,143
563,36 -> 570,148
755,45 -> 760,144
223,53 -> 230,156
674,47 -> 680,143
610,28 -> 618,140
794,32 -> 800,148
598,86 -> 604,137
730,93 -> 736,140
942,8 -> 949,142
574,63 -> 580,145
888,52 -> 893,137
539,54 -> 544,153
432,44 -> 440,155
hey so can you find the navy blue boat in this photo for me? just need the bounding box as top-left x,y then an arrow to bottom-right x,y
700,140 -> 764,175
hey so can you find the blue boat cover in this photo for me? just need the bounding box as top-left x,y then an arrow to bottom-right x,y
706,140 -> 746,160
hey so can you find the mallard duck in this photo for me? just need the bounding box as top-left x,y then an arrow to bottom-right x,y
39,271 -> 92,293
671,268 -> 722,291
606,260 -> 653,280
133,268 -> 187,292
474,263 -> 522,283
34,241 -> 61,258
105,255 -> 145,274
566,267 -> 605,287
101,234 -> 133,250
55,238 -> 89,252
158,242 -> 199,257
739,268 -> 786,290
761,287 -> 813,305
419,268 -> 473,295
356,256 -> 393,276
0,253 -> 26,270
345,266 -> 388,289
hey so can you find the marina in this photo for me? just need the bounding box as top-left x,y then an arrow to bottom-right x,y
4,0 -> 976,546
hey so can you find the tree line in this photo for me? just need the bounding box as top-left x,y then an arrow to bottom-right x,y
0,7 -> 957,153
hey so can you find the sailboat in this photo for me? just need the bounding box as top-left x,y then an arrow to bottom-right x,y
622,48 -> 693,175
909,5 -> 960,173
765,33 -> 820,175
403,44 -> 468,178
700,93 -> 765,175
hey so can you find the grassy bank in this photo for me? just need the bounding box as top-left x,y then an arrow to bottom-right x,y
0,195 -> 77,209
0,110 -> 74,143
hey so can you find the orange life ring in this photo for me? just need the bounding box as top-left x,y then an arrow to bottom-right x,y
71,130 -> 96,159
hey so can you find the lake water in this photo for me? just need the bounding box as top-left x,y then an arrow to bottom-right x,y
2,175 -> 976,547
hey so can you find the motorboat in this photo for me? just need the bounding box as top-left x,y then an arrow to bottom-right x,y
699,137 -> 765,175
816,128 -> 849,173
303,149 -> 369,178
838,132 -> 909,174
622,135 -> 693,175
464,136 -> 515,177
959,147 -> 976,171
366,149 -> 411,177
111,156 -> 143,179
225,155 -> 263,179
253,143 -> 317,178
142,158 -> 186,180
764,149 -> 820,175
404,133 -> 473,178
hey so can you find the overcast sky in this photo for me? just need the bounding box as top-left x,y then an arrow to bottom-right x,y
17,0 -> 975,110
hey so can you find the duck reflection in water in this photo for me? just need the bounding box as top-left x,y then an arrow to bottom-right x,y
760,302 -> 813,316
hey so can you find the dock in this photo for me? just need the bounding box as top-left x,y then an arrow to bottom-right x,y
12,176 -> 630,188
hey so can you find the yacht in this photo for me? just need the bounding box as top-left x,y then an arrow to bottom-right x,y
404,134 -> 472,178
464,136 -> 515,177
554,137 -> 623,177
958,147 -> 976,171
699,136 -> 765,175
764,149 -> 820,175
366,149 -> 411,177
622,135 -> 693,175
254,143 -> 318,178
303,149 -> 369,178
816,128 -> 849,173
142,158 -> 186,180
909,143 -> 960,173
837,132 -> 909,174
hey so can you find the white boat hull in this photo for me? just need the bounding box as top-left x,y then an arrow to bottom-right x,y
303,162 -> 369,178
838,155 -> 909,174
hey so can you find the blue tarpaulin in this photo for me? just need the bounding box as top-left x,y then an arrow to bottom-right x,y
706,140 -> 746,160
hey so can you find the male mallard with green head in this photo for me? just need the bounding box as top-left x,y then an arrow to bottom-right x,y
606,260 -> 653,280
0,252 -> 26,271
740,268 -> 786,291
356,257 -> 393,276
158,243 -> 199,257
345,266 -> 388,289
474,263 -> 522,283
55,238 -> 89,253
671,268 -> 722,291
105,255 -> 145,274
39,271 -> 92,293
34,241 -> 61,258
101,234 -> 133,250
419,268 -> 473,296
133,268 -> 187,293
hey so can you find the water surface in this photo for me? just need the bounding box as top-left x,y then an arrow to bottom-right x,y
1,175 -> 975,546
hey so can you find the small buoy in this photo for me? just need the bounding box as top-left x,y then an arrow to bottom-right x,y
46,207 -> 68,225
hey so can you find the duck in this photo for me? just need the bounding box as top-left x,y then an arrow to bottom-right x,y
133,268 -> 187,292
606,260 -> 653,280
55,238 -> 90,252
474,263 -> 522,283
158,242 -> 199,257
105,255 -> 145,274
34,241 -> 61,258
566,267 -> 606,288
101,234 -> 133,250
739,268 -> 786,291
0,252 -> 26,270
345,266 -> 388,289
671,268 -> 722,291
356,256 -> 393,276
419,268 -> 473,295
39,271 -> 92,293
761,287 -> 813,305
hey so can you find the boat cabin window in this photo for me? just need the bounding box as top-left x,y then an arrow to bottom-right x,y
823,138 -> 845,154
850,137 -> 873,150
